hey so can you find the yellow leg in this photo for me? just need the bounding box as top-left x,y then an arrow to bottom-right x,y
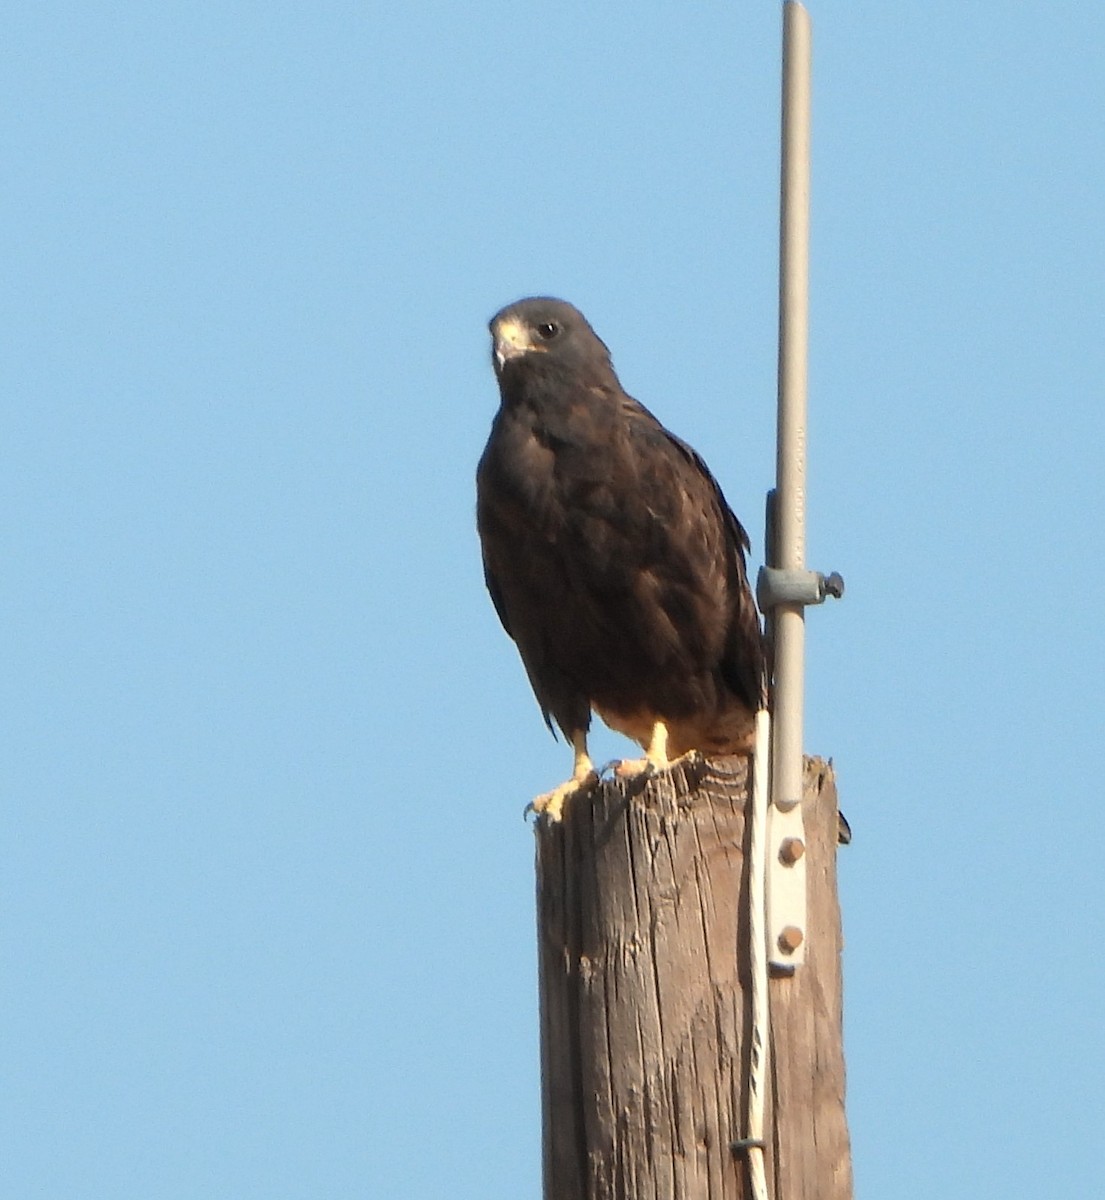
645,719 -> 670,769
613,720 -> 699,779
529,731 -> 598,822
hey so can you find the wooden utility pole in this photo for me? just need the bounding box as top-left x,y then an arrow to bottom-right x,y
535,756 -> 851,1199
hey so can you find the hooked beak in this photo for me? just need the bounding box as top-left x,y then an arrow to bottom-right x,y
491,317 -> 535,372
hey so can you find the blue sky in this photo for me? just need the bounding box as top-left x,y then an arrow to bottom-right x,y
3,3 -> 1103,1196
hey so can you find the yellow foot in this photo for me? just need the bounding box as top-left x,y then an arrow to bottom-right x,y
526,730 -> 596,823
528,770 -> 598,822
613,748 -> 701,780
613,755 -> 652,779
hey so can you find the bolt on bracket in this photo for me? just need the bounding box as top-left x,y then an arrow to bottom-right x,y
756,566 -> 844,612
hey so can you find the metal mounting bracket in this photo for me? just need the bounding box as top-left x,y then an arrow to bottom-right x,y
756,566 -> 844,612
767,794 -> 808,970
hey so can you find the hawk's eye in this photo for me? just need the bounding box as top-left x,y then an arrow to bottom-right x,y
536,321 -> 560,340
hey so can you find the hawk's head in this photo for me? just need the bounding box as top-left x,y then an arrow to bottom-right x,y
489,297 -> 613,382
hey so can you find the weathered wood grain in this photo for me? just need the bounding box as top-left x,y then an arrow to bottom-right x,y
535,755 -> 851,1200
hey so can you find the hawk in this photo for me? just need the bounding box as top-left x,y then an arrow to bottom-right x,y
477,298 -> 764,819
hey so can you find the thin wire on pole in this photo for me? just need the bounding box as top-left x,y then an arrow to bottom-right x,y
744,709 -> 772,1200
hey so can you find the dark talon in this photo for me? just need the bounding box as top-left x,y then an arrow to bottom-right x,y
837,810 -> 852,845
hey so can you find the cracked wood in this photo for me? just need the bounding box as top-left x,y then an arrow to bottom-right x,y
535,755 -> 852,1200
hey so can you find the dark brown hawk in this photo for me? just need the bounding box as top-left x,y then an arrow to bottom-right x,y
477,297 -> 764,819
